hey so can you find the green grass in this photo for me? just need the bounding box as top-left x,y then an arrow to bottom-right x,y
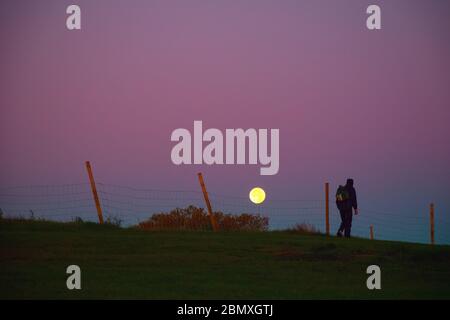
1,219 -> 450,299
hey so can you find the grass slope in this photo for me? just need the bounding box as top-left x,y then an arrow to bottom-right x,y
1,219 -> 450,299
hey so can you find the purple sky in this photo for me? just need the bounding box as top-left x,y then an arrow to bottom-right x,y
1,1 -> 450,234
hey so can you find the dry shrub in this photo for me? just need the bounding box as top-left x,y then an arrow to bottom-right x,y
137,205 -> 268,231
287,223 -> 320,235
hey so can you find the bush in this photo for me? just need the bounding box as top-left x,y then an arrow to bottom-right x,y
105,215 -> 123,227
137,205 -> 268,231
286,223 -> 320,235
73,216 -> 84,224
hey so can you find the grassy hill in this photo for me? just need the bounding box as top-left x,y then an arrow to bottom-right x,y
1,219 -> 450,299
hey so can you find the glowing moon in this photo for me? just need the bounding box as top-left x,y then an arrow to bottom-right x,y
249,187 -> 266,204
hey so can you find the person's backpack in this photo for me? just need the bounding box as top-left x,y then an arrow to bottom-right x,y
336,185 -> 349,202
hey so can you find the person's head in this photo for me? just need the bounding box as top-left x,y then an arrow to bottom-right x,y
346,178 -> 354,187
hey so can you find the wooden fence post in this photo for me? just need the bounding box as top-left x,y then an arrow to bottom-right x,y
197,173 -> 218,232
430,203 -> 435,245
85,161 -> 104,224
325,182 -> 330,236
370,225 -> 374,240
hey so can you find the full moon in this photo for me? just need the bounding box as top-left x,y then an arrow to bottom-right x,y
249,187 -> 266,204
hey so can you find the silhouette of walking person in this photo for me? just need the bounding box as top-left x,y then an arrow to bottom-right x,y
335,178 -> 358,238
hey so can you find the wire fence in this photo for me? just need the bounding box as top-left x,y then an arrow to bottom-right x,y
0,182 -> 449,245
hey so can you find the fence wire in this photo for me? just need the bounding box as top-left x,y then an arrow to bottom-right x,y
0,183 -> 448,245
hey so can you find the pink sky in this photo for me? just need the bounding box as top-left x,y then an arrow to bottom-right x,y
1,1 -> 449,234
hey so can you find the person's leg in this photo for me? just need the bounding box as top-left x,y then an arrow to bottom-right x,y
337,209 -> 345,236
348,210 -> 353,237
344,210 -> 353,238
